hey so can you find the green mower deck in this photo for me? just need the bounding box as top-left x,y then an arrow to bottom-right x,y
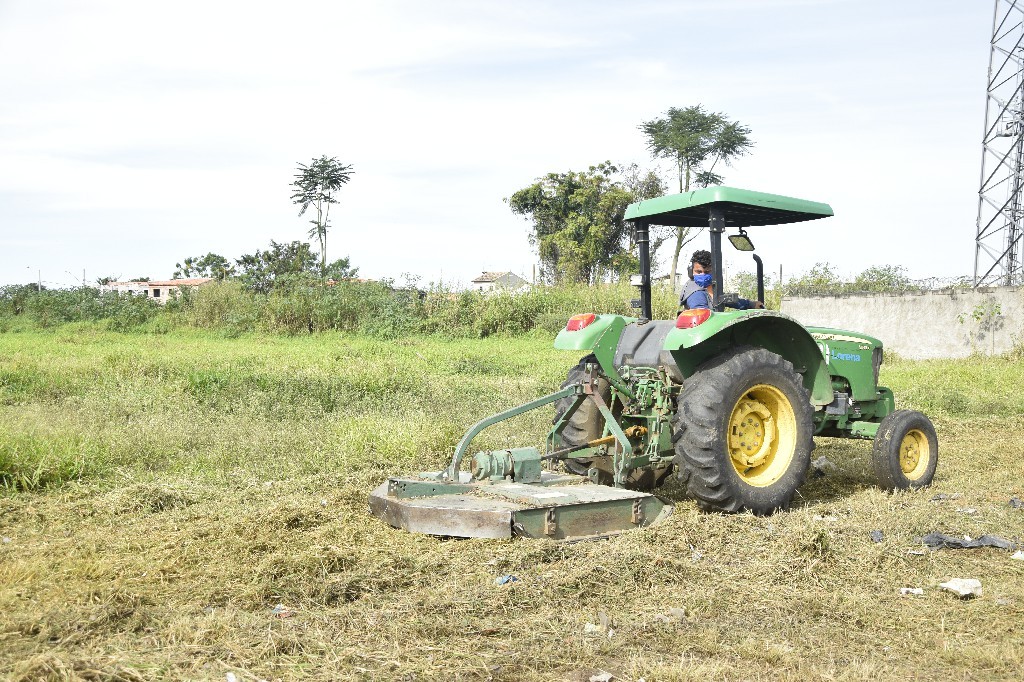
369,471 -> 672,541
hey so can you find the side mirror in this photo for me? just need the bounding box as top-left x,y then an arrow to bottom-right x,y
728,228 -> 755,252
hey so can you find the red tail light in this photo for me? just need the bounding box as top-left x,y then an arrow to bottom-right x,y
676,308 -> 712,328
565,313 -> 597,331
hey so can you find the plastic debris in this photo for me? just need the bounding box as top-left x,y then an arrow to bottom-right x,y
1010,497 -> 1024,509
319,499 -> 328,507
922,532 -> 1016,550
654,607 -> 688,624
589,673 -> 614,682
899,587 -> 924,596
1,537 -> 10,544
270,603 -> 296,618
939,578 -> 982,598
955,507 -> 978,515
810,456 -> 835,478
1012,550 -> 1024,561
870,530 -> 884,543
495,575 -> 518,586
811,456 -> 836,472
584,611 -> 614,639
226,673 -> 238,682
689,544 -> 703,562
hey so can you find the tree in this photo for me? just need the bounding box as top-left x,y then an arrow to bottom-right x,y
173,253 -> 235,280
640,105 -> 754,288
784,262 -> 844,297
324,256 -> 359,281
507,162 -> 663,284
620,163 -> 672,271
235,240 -> 319,294
852,265 -> 911,293
290,156 -> 354,279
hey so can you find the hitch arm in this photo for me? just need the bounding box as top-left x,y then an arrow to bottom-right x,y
444,386 -> 577,481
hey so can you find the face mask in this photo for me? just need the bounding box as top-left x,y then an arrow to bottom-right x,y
693,273 -> 712,288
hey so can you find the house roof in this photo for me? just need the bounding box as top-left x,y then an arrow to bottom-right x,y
110,278 -> 214,287
472,271 -> 513,283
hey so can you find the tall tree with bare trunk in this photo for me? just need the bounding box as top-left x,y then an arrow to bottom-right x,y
640,106 -> 753,289
290,156 -> 354,279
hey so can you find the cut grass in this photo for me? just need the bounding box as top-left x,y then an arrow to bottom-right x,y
1,330 -> 1022,680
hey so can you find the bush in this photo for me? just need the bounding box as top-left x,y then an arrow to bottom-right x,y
0,285 -> 161,331
0,278 -> 677,339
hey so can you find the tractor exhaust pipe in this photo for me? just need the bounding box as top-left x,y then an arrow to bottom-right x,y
753,253 -> 764,305
709,208 -> 725,310
634,221 -> 653,321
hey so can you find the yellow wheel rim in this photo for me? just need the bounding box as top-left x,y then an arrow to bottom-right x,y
899,428 -> 931,480
727,384 -> 797,487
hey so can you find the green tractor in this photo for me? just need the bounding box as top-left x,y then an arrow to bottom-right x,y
369,187 -> 938,541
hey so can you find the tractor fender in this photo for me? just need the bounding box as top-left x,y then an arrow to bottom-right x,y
554,314 -> 635,395
664,310 -> 833,407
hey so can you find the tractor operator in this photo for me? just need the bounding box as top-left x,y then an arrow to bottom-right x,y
680,249 -> 764,311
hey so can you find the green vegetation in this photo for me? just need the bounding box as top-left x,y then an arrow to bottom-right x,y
1,330 -> 1022,680
0,280 -> 683,338
640,105 -> 754,286
290,156 -> 355,279
507,162 -> 665,284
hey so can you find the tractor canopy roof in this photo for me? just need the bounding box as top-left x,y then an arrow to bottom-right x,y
624,186 -> 833,228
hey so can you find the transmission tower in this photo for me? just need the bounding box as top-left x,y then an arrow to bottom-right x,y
976,0 -> 1024,287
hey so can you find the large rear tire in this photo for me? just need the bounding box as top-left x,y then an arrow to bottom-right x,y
672,346 -> 813,514
552,355 -> 610,476
872,410 -> 938,490
552,356 -> 671,491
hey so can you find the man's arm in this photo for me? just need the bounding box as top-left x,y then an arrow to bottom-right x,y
725,297 -> 763,310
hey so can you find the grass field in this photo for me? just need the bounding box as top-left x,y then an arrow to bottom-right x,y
1,329 -> 1022,681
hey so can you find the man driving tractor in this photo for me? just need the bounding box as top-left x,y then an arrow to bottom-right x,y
680,249 -> 764,311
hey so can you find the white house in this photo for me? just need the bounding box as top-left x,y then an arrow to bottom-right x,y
471,271 -> 528,293
102,278 -> 214,304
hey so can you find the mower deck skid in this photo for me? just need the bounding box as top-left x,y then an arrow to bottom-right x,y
369,472 -> 672,541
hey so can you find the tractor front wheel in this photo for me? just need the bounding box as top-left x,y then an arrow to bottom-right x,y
872,410 -> 938,490
672,346 -> 813,514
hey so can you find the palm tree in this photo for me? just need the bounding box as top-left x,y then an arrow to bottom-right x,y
640,106 -> 753,288
290,156 -> 354,279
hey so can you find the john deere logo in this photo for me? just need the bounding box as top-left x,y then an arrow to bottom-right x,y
817,342 -> 862,364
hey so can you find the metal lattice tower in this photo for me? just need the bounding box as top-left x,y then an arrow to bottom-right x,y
976,0 -> 1024,287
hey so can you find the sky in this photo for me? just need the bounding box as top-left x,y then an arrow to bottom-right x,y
0,0 -> 995,289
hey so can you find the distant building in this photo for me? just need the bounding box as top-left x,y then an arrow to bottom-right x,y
655,272 -> 688,294
101,278 -> 214,304
471,271 -> 528,293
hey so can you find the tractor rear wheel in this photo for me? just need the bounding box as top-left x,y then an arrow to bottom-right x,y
552,356 -> 671,491
672,346 -> 813,514
553,355 -> 610,477
872,410 -> 938,490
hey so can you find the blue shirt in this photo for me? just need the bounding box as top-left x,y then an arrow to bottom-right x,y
683,289 -> 757,311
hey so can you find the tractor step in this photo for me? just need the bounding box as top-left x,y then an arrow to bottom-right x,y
368,471 -> 672,541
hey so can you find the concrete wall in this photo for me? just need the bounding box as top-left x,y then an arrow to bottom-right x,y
781,287 -> 1023,359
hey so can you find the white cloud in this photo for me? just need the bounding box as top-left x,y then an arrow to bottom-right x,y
0,0 -> 995,287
